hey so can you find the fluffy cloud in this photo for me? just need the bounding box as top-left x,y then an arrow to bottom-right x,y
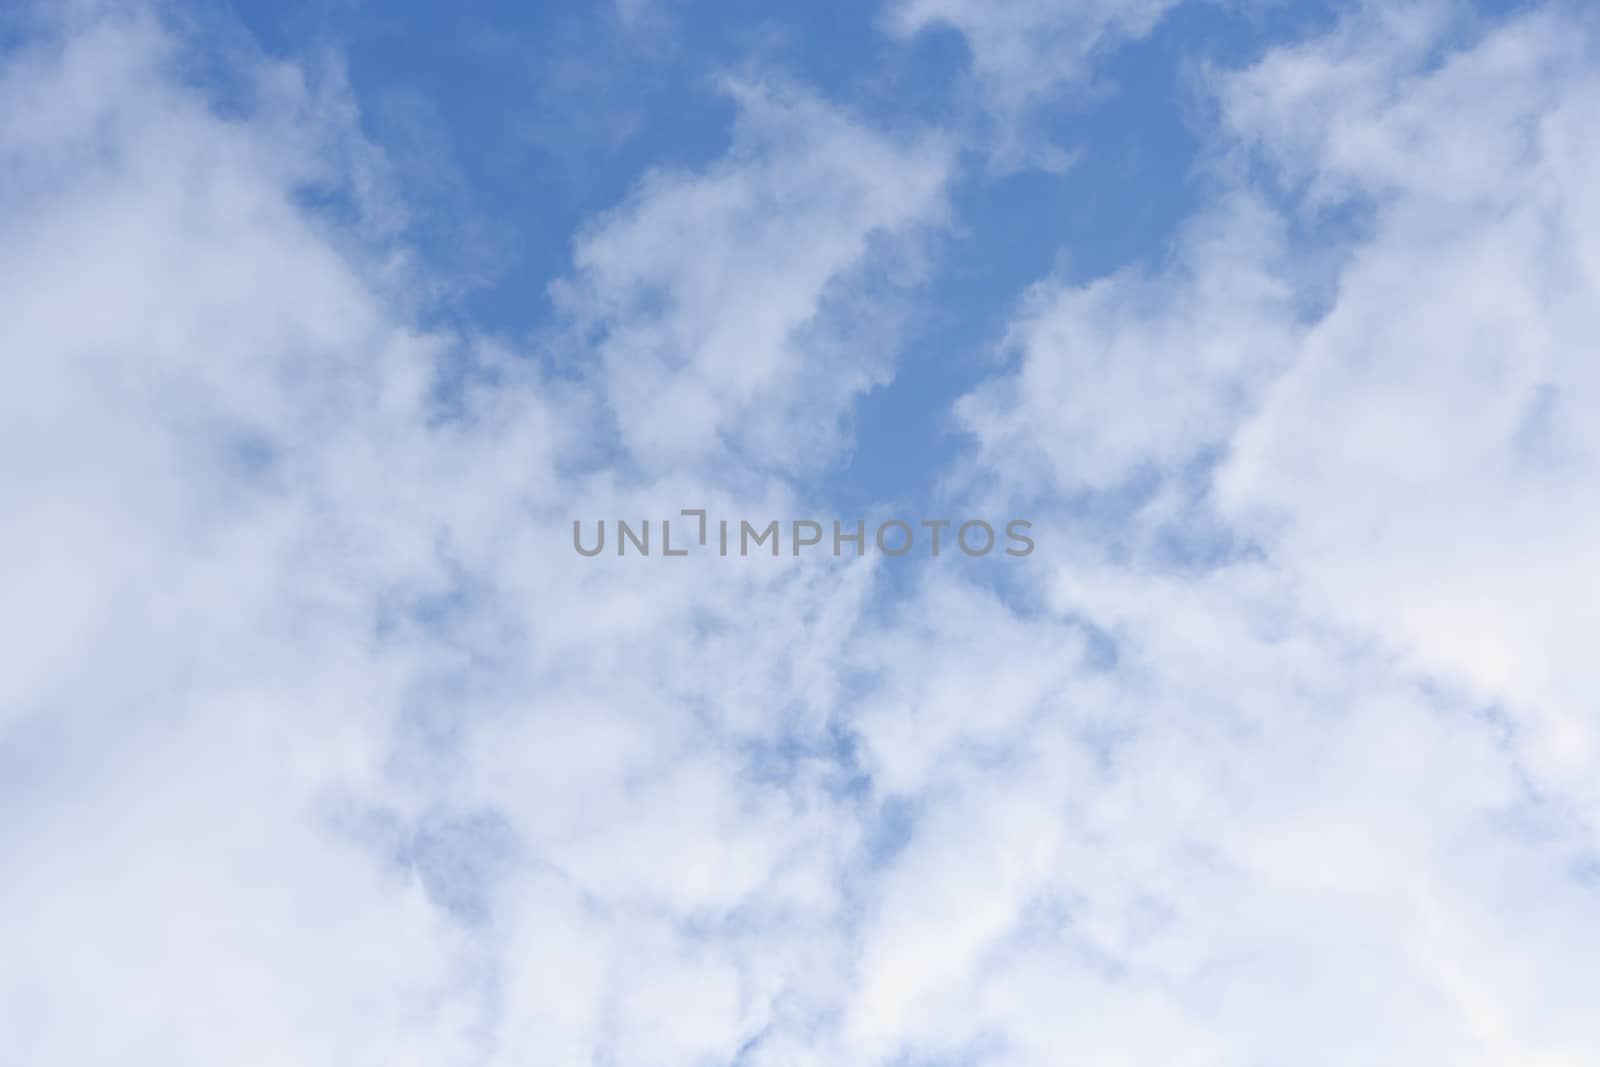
931,3 -> 1600,1061
885,0 -> 1179,97
0,7 -> 936,1065
0,6 -> 870,1062
554,78 -> 951,474
7,1 -> 1600,1065
1218,2 -> 1600,817
956,191 -> 1296,495
882,0 -> 1184,167
0,10 -> 514,1064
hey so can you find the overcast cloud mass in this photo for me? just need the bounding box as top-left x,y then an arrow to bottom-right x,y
3,0 -> 1599,1064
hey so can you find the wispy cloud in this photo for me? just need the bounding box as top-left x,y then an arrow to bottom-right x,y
5,1 -> 1600,1065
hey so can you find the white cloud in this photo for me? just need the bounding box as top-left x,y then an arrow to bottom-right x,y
554,78 -> 951,474
956,191 -> 1296,495
907,2 -> 1600,1063
8,1 -> 1600,1065
882,0 -> 1184,168
0,8 -> 928,1065
1216,2 -> 1600,815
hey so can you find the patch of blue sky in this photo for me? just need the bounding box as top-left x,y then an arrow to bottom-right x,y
837,0 -> 1350,514
203,2 -> 1348,490
203,0 -> 1368,612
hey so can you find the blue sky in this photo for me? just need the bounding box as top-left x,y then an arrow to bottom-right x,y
5,1 -> 1600,1064
217,0 -> 1332,511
